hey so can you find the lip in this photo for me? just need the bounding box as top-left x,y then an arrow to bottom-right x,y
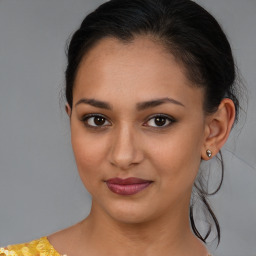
105,177 -> 153,195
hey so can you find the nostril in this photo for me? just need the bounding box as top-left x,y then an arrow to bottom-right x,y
109,144 -> 143,169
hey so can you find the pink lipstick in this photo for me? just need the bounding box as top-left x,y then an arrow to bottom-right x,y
106,177 -> 152,195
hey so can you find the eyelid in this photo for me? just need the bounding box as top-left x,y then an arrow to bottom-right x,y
81,113 -> 111,128
143,114 -> 176,128
80,113 -> 176,129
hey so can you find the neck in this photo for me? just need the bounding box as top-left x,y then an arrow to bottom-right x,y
78,201 -> 208,256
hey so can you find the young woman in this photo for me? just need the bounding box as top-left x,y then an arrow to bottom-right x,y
1,0 -> 241,255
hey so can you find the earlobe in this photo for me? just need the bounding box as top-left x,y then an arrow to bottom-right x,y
65,103 -> 72,117
202,98 -> 236,160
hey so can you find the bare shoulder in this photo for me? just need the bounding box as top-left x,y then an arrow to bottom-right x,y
47,221 -> 84,255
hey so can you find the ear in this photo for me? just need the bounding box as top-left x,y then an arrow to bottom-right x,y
201,98 -> 236,160
65,103 -> 72,118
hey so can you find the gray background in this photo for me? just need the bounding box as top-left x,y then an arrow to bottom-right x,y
0,0 -> 255,255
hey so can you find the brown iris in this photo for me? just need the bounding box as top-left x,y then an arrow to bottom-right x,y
154,117 -> 167,126
94,116 -> 106,126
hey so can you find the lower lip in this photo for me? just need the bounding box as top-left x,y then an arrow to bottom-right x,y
106,182 -> 152,195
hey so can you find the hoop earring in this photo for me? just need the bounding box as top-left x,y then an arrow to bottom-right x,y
206,149 -> 212,158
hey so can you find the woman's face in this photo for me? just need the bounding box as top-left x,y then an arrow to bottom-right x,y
69,37 -> 208,223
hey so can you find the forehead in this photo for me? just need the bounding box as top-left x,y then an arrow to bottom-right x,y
73,36 -> 204,109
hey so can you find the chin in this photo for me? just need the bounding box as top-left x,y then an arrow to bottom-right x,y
110,212 -> 153,225
100,200 -> 159,225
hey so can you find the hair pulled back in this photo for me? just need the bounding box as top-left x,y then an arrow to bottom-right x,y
65,0 -> 240,245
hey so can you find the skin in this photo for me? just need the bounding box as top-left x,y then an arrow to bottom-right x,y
48,36 -> 235,256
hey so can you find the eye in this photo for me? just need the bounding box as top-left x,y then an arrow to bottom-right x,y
144,114 -> 175,128
82,114 -> 111,128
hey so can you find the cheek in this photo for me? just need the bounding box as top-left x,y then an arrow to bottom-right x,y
149,124 -> 204,189
70,125 -> 108,192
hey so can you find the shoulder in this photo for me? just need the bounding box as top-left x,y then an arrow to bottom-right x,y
0,237 -> 62,256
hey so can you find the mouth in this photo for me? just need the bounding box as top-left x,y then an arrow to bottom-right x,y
105,177 -> 153,196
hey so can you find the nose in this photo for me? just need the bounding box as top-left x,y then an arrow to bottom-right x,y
109,125 -> 144,170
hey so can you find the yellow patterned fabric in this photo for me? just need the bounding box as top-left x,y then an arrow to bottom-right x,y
0,237 -> 62,256
1,237 -> 212,256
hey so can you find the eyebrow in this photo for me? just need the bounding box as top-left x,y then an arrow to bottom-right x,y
136,97 -> 185,110
75,98 -> 112,110
75,97 -> 185,110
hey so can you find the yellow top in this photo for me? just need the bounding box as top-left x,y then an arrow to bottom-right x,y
0,237 -> 212,256
0,237 -> 62,256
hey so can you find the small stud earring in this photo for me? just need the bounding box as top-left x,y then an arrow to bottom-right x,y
206,149 -> 212,158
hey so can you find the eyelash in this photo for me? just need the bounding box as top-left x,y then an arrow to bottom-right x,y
143,114 -> 176,128
81,114 -> 111,129
81,113 -> 176,130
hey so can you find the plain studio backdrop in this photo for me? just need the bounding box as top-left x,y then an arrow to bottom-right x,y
0,1 -> 255,256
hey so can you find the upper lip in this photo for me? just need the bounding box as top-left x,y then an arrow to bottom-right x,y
106,177 -> 152,185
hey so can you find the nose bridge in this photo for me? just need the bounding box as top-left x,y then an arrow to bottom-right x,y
109,123 -> 142,169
